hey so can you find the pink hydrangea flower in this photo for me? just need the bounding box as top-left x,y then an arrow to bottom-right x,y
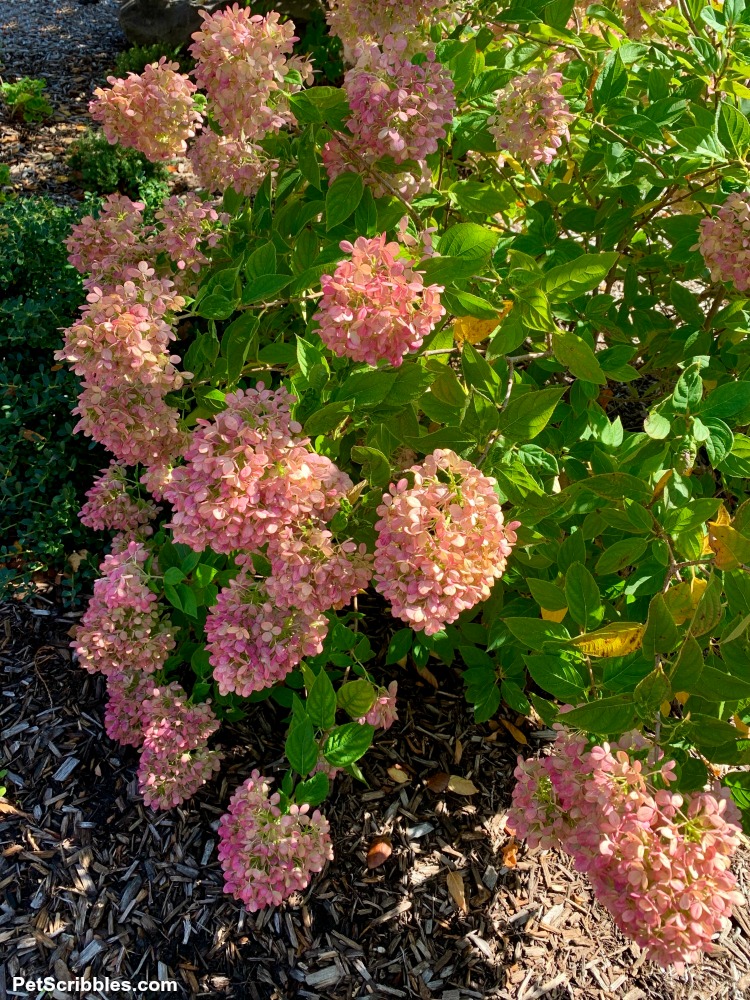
189,6 -> 312,140
358,681 -> 398,730
79,461 -> 159,533
266,523 -> 373,616
189,131 -> 275,197
313,233 -> 444,367
57,268 -> 188,393
73,379 -> 187,471
72,542 -> 175,677
66,194 -> 149,284
104,668 -> 157,747
488,64 -> 574,166
152,194 -> 229,291
696,191 -> 750,292
507,728 -> 746,971
344,41 -> 454,165
137,683 -> 223,810
90,57 -> 202,162
218,770 -> 334,910
205,571 -> 328,697
164,384 -> 351,553
374,450 -> 518,634
326,0 -> 455,60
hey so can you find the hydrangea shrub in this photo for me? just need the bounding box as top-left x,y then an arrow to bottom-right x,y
56,0 -> 750,969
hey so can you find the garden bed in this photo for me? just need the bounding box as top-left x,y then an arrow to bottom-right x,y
2,601 -> 750,1000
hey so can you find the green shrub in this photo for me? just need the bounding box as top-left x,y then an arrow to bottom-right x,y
114,42 -> 192,77
0,198 -> 105,601
0,77 -> 53,122
66,130 -> 170,210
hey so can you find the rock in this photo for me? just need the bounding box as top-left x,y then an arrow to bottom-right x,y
118,0 -> 319,49
117,1 -> 226,49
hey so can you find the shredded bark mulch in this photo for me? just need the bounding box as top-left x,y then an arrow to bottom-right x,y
2,600 -> 750,1000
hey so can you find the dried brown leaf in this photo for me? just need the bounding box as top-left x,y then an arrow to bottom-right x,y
446,870 -> 468,913
387,766 -> 410,784
447,775 -> 479,796
426,771 -> 450,793
498,718 -> 528,745
502,838 -> 519,868
367,836 -> 393,869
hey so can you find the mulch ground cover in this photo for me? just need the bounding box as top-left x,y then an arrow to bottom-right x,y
3,599 -> 750,1000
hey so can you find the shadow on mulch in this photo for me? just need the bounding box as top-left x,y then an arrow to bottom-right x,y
2,600 -> 750,1000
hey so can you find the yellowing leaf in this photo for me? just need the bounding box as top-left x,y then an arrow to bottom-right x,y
660,700 -> 672,717
447,775 -> 479,796
567,622 -> 644,658
733,714 -> 750,736
714,504 -> 732,527
707,522 -> 750,570
454,314 -> 502,347
446,870 -> 468,912
541,606 -> 567,623
663,577 -> 708,626
498,718 -> 528,745
651,469 -> 673,503
675,691 -> 690,705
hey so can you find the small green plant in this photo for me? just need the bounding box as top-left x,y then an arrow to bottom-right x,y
0,163 -> 11,201
0,770 -> 7,798
66,129 -> 169,211
0,77 -> 53,122
114,42 -> 192,77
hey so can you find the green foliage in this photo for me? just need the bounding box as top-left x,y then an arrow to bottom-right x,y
0,198 -> 104,600
66,130 -> 169,208
0,77 -> 53,122
114,42 -> 191,77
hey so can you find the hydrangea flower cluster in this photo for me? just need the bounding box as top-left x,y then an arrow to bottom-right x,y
164,384 -> 351,553
509,727 -> 745,970
188,131 -> 273,197
266,524 -> 373,616
79,461 -> 159,534
74,380 -> 186,475
90,57 -> 202,161
205,570 -> 328,696
696,191 -> 750,293
57,267 -> 186,393
218,770 -> 334,910
152,194 -> 230,287
313,233 -> 444,367
103,670 -> 222,809
343,42 -> 455,165
358,681 -> 399,730
326,0 -> 455,60
66,194 -> 148,285
189,6 -> 312,140
374,449 -> 519,634
66,193 -> 228,294
488,64 -> 574,166
58,263 -> 189,476
72,542 -> 175,677
137,683 -> 223,809
322,40 -> 453,200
